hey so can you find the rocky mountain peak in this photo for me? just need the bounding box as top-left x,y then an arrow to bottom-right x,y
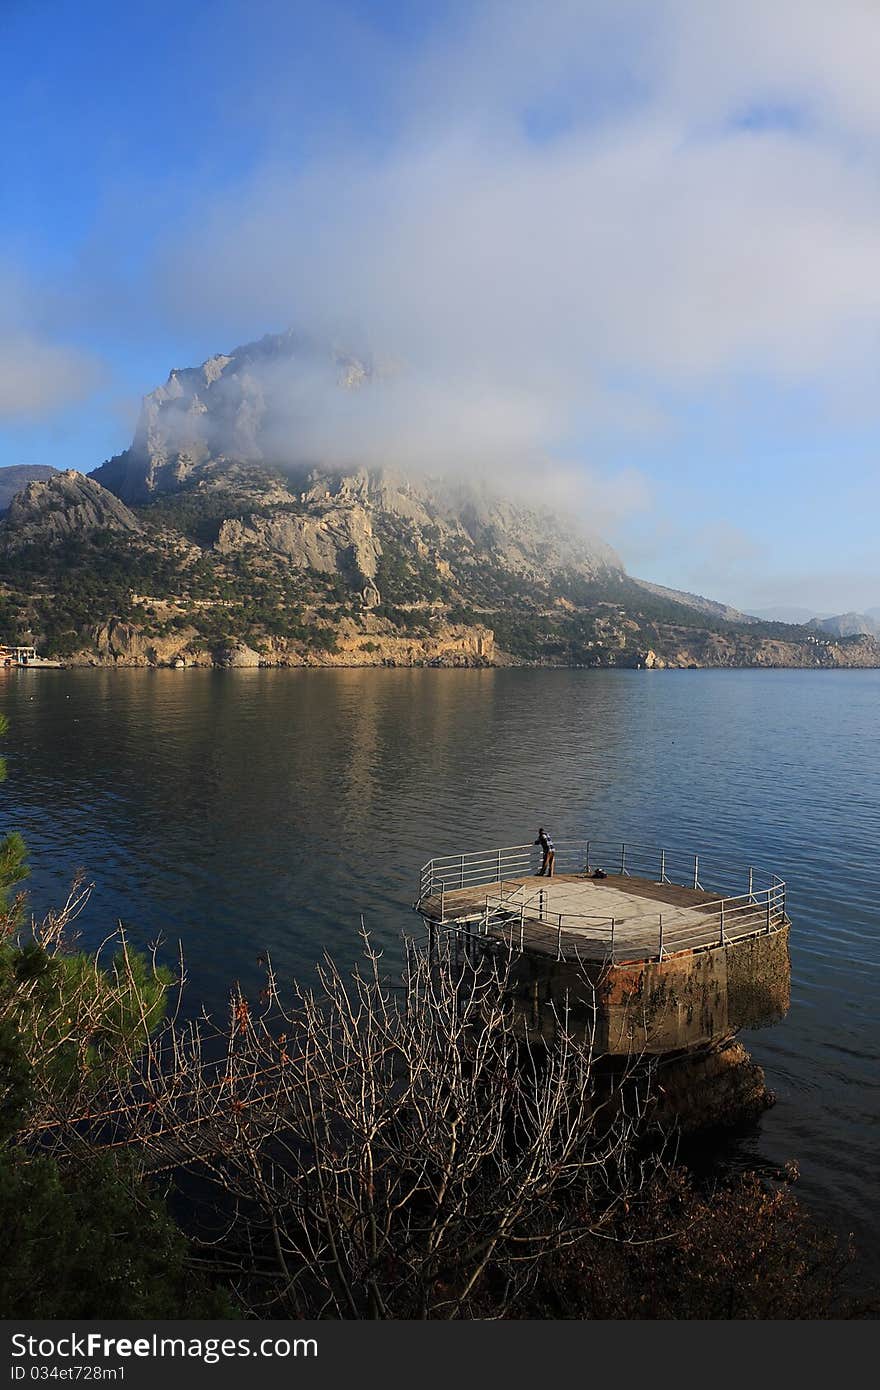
92,330 -> 373,504
87,331 -> 621,582
1,469 -> 142,550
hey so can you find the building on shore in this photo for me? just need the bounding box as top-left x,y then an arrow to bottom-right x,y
0,644 -> 61,668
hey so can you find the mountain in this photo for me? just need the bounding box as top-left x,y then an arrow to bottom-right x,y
1,332 -> 879,671
0,464 -> 56,513
91,331 -> 302,504
93,330 -> 622,570
807,612 -> 880,639
751,604 -> 880,632
631,579 -> 759,626
748,605 -> 823,624
2,470 -> 142,551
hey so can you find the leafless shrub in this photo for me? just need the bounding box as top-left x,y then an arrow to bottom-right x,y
52,928 -> 658,1318
2,872 -> 673,1319
9,902 -> 863,1319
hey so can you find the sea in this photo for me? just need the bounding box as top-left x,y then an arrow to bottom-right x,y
2,666 -> 878,1285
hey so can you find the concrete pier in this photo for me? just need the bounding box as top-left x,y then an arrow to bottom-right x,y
495,912 -> 790,1055
416,840 -> 791,1062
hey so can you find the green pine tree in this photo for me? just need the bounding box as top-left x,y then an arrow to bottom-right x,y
0,714 -> 28,918
0,713 -> 234,1318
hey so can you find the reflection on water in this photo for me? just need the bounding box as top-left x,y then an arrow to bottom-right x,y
2,666 -> 879,1279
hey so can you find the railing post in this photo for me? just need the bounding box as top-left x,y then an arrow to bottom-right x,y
620,842 -> 626,875
658,913 -> 663,959
610,917 -> 615,961
585,839 -> 591,873
720,898 -> 725,945
781,884 -> 786,922
496,848 -> 502,885
440,883 -> 445,920
766,894 -> 771,933
748,866 -> 754,898
520,905 -> 525,951
539,889 -> 545,920
556,918 -> 562,961
459,855 -> 465,890
693,854 -> 699,890
659,848 -> 666,883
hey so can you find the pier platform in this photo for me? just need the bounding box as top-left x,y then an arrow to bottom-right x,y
416,840 -> 791,1054
416,839 -> 787,965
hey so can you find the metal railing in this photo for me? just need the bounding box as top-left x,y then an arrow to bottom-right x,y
416,839 -> 788,964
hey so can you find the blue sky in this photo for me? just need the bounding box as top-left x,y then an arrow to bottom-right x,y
1,0 -> 878,613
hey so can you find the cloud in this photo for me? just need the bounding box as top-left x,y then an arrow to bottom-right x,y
659,0 -> 880,140
0,265 -> 102,422
0,332 -> 100,422
162,122 -> 880,384
152,1 -> 880,458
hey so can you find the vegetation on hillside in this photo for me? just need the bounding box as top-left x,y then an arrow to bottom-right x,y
1,461 -> 859,666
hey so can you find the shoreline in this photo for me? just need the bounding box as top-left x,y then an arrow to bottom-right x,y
6,659 -> 880,674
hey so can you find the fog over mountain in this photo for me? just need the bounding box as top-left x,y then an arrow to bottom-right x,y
91,330 -> 625,575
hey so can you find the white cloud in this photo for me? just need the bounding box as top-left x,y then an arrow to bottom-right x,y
155,1 -> 880,443
0,332 -> 99,421
0,266 -> 102,422
659,0 -> 880,140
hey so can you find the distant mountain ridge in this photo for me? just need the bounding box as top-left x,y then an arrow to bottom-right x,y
752,604 -> 880,632
750,605 -> 827,624
631,578 -> 759,626
0,332 -> 879,671
807,611 -> 880,639
0,464 -> 56,512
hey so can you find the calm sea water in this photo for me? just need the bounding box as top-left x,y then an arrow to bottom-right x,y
2,667 -> 878,1279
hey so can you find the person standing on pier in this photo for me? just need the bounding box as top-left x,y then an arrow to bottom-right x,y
535,827 -> 555,877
